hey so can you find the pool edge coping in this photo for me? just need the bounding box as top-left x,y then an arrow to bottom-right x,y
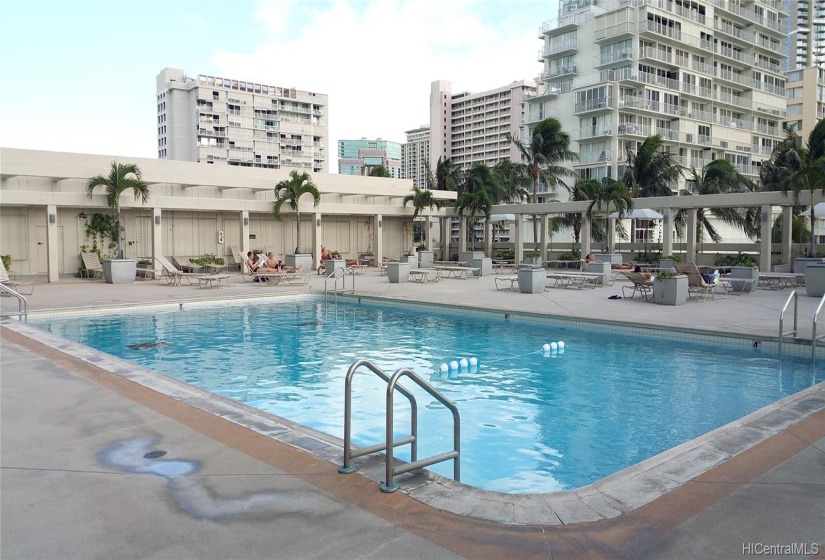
5,297 -> 824,526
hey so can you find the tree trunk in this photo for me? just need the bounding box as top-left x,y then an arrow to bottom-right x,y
116,208 -> 124,259
295,210 -> 301,253
810,191 -> 816,258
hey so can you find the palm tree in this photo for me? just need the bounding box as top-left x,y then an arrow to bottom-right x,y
455,163 -> 499,249
491,159 -> 530,203
508,117 -> 577,249
84,161 -> 150,259
273,170 -> 320,254
579,178 -> 633,251
367,165 -> 391,178
622,135 -> 684,198
425,156 -> 461,191
675,160 -> 755,243
760,119 -> 825,256
402,185 -> 445,248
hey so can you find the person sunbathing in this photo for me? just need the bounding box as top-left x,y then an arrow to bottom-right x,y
257,252 -> 282,273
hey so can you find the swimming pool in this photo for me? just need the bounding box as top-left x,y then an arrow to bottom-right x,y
32,296 -> 822,493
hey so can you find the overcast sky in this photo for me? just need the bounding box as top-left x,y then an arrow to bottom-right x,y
1,0 -> 559,168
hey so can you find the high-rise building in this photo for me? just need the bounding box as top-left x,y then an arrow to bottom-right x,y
402,126 -> 430,187
528,0 -> 789,198
429,79 -> 537,173
785,0 -> 825,70
337,138 -> 403,177
783,65 -> 825,136
156,67 -> 328,172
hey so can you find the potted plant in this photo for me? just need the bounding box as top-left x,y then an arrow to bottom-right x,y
805,263 -> 825,297
273,170 -> 320,272
84,161 -> 150,284
653,269 -> 688,305
718,252 -> 759,292
523,251 -> 541,265
402,185 -> 443,269
658,254 -> 681,269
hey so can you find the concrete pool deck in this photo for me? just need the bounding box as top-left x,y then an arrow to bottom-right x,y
2,272 -> 824,559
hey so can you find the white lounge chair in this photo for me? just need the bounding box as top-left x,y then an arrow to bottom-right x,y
156,256 -> 206,286
80,252 -> 104,279
0,260 -> 34,295
173,256 -> 204,273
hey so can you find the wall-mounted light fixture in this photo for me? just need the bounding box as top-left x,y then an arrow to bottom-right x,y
663,214 -> 669,224
155,215 -> 161,225
316,218 -> 321,227
243,217 -> 249,226
761,211 -> 769,223
378,220 -> 382,228
49,213 -> 56,224
78,212 -> 87,219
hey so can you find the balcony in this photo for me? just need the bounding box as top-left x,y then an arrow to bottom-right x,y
638,46 -> 676,67
639,20 -> 683,42
578,126 -> 614,140
538,39 -> 579,59
574,97 -> 611,114
596,49 -> 635,68
594,21 -> 635,42
543,65 -> 579,80
717,93 -> 753,110
617,122 -> 652,136
575,150 -> 614,165
539,11 -> 587,36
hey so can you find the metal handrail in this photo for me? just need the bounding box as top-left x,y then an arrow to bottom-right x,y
0,284 -> 28,322
338,359 -> 418,475
812,294 -> 825,366
382,368 -> 460,493
323,265 -> 355,306
778,291 -> 798,360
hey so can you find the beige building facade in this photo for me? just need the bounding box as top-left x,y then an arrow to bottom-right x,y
0,149 -> 456,281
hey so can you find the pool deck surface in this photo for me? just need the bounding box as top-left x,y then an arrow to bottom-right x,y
2,271 -> 824,559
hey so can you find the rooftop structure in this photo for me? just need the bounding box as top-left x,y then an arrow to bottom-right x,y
337,138 -> 403,178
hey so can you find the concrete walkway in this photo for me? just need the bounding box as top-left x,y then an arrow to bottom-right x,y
1,272 -> 824,559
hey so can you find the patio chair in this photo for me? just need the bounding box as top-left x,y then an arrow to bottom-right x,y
156,256 -> 205,286
80,252 -> 104,279
173,256 -> 204,273
675,263 -> 728,302
0,259 -> 34,295
621,271 -> 654,301
229,246 -> 243,271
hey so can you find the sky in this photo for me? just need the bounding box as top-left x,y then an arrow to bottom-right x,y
0,0 -> 558,168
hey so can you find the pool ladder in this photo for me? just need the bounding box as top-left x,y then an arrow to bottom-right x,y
338,359 -> 460,493
0,284 -> 27,322
778,291 -> 825,365
324,265 -> 355,307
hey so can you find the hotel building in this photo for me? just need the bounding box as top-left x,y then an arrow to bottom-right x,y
337,138 -> 403,178
156,67 -> 329,173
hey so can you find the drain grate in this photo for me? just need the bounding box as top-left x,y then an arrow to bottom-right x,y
143,450 -> 167,459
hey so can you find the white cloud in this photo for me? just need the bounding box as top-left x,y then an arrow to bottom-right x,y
213,0 -> 551,158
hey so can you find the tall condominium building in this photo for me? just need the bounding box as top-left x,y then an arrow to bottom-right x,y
337,138 -> 403,177
402,126 -> 430,187
785,0 -> 825,70
156,67 -> 329,172
528,0 -> 788,199
429,79 -> 537,173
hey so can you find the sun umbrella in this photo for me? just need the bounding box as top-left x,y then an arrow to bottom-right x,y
489,214 -> 516,223
608,208 -> 663,219
797,202 -> 825,217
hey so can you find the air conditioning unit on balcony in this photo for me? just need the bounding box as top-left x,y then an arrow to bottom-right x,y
720,140 -> 729,149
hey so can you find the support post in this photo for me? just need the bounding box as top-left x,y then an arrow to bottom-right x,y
759,204 -> 772,272
46,204 -> 59,283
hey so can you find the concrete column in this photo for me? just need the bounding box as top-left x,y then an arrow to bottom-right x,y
661,209 -> 673,257
484,221 -> 493,257
514,214 -> 524,265
685,209 -> 697,263
374,214 -> 383,263
580,212 -> 591,257
152,208 -> 163,274
539,216 -> 548,262
458,217 -> 467,254
441,217 -> 450,261
240,210 -> 250,255
313,212 -> 322,268
606,218 -> 616,254
781,205 -> 792,267
46,205 -> 58,283
759,204 -> 772,272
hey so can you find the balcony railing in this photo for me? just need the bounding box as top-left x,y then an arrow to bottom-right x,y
574,97 -> 611,113
594,21 -> 635,41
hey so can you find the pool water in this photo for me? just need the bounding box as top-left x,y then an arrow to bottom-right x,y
33,299 -> 821,493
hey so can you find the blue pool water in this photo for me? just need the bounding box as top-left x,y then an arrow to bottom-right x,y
33,299 -> 821,493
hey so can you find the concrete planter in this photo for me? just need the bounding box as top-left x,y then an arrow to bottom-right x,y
658,259 -> 675,270
594,253 -> 622,265
325,258 -> 345,277
518,267 -> 545,294
103,259 -> 137,284
729,266 -> 759,292
460,251 -> 484,264
772,263 -> 790,273
399,255 -> 418,269
653,275 -> 688,305
418,250 -> 433,269
794,257 -> 825,275
285,254 -> 313,273
471,257 -> 492,277
805,264 -> 825,297
586,261 -> 611,285
387,262 -> 409,283
523,255 -> 541,266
